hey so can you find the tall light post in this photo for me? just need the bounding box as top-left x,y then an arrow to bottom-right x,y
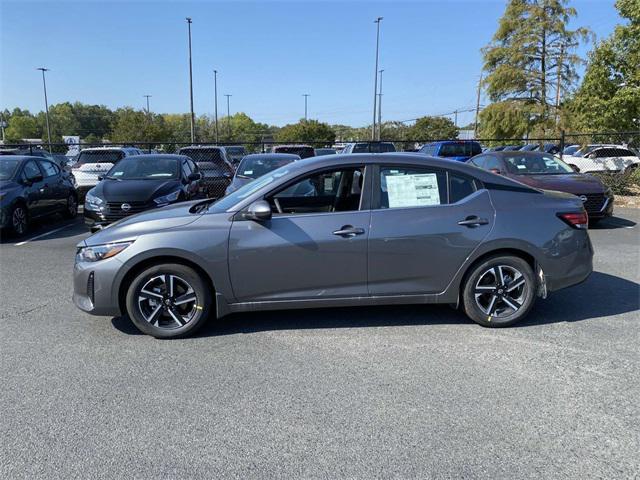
302,94 -> 310,121
474,72 -> 483,138
371,17 -> 383,141
186,17 -> 195,143
213,70 -> 219,143
143,95 -> 152,114
37,67 -> 52,152
224,94 -> 232,139
377,69 -> 384,140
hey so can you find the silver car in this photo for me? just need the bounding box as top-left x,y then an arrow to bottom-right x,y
73,153 -> 593,338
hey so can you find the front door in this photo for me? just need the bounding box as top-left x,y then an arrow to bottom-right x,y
368,165 -> 495,295
228,166 -> 369,302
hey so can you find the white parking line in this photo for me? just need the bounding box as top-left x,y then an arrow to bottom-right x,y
14,222 -> 78,247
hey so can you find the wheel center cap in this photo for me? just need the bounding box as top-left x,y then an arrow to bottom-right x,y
497,288 -> 504,295
164,299 -> 172,306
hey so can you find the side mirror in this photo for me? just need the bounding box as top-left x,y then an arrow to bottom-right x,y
243,200 -> 272,222
25,173 -> 43,184
188,173 -> 201,182
223,172 -> 232,179
489,168 -> 502,175
587,153 -> 596,159
97,175 -> 104,181
570,164 -> 580,173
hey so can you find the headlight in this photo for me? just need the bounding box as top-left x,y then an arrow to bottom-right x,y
153,190 -> 180,206
85,189 -> 104,211
76,241 -> 133,262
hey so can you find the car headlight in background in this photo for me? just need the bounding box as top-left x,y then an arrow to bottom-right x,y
153,190 -> 180,206
76,241 -> 133,262
85,189 -> 104,211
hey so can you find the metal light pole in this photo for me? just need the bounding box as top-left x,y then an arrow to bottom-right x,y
213,70 -> 219,143
474,72 -> 482,138
37,67 -> 52,152
186,17 -> 195,143
371,17 -> 383,141
303,94 -> 310,121
224,94 -> 232,139
143,95 -> 152,114
377,69 -> 384,140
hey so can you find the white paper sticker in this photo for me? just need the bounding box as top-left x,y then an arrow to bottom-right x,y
243,170 -> 253,175
386,173 -> 440,208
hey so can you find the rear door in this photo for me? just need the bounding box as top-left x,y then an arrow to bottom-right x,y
228,165 -> 370,302
38,160 -> 67,210
368,164 -> 495,295
21,160 -> 50,216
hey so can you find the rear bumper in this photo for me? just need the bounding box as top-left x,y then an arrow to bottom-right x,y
545,233 -> 594,292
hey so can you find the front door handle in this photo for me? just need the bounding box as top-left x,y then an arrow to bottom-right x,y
458,216 -> 489,227
332,225 -> 365,237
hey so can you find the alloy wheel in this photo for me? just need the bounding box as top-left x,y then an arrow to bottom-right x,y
474,265 -> 527,318
137,274 -> 198,329
12,207 -> 27,235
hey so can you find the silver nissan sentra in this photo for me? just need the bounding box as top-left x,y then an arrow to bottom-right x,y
73,153 -> 593,338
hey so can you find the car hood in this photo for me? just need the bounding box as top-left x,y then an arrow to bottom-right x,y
81,199 -> 205,246
95,179 -> 181,203
508,173 -> 606,194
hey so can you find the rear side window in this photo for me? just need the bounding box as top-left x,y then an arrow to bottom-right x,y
39,160 -> 59,177
449,174 -> 476,203
22,160 -> 42,180
379,167 -> 447,209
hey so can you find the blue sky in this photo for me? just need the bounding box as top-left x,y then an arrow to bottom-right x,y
0,0 -> 622,128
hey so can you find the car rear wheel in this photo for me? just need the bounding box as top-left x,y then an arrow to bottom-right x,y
63,194 -> 78,219
10,204 -> 29,237
125,263 -> 212,338
462,255 -> 536,327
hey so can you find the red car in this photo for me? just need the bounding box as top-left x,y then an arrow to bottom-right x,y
468,151 -> 613,223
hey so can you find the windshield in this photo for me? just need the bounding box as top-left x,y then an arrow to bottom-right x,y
226,147 -> 245,155
106,157 -> 179,180
209,165 -> 294,212
0,158 -> 20,180
504,154 -> 574,175
76,151 -> 124,165
273,146 -> 315,158
236,156 -> 295,179
439,143 -> 482,157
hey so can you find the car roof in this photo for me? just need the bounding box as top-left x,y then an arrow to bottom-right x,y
485,151 -> 552,157
119,154 -> 188,161
272,144 -> 313,149
179,145 -> 226,150
80,147 -> 140,152
0,155 -> 33,162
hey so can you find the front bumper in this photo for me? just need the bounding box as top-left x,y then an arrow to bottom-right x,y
72,255 -> 123,317
586,195 -> 614,219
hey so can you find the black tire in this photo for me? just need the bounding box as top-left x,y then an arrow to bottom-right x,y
462,255 -> 536,327
63,193 -> 78,219
9,203 -> 29,237
125,263 -> 213,339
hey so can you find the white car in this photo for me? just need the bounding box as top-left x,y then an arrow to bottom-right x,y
564,145 -> 639,173
71,147 -> 143,198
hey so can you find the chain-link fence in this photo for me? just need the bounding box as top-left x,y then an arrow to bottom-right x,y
2,130 -> 639,200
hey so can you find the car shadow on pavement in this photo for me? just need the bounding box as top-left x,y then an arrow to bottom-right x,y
590,215 -> 636,230
110,271 -> 639,337
0,216 -> 88,244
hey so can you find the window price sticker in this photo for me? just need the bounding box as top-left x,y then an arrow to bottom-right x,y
386,173 -> 440,208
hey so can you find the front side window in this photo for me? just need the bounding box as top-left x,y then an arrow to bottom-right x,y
379,167 -> 447,209
22,160 -> 42,180
269,167 -> 363,215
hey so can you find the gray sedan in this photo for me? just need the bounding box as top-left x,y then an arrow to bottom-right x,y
73,153 -> 593,338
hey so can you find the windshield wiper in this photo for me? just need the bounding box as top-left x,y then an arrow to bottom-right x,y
236,174 -> 251,179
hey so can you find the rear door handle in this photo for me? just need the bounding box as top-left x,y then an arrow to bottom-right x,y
458,216 -> 489,227
332,225 -> 365,237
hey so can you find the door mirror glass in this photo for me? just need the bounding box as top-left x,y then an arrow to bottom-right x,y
243,200 -> 272,221
188,172 -> 201,182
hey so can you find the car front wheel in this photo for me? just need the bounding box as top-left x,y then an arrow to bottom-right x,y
125,263 -> 213,338
462,255 -> 536,327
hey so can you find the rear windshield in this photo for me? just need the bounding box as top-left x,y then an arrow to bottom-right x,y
352,143 -> 396,153
226,147 -> 245,155
273,146 -> 315,158
237,156 -> 296,179
76,151 -> 124,165
180,148 -> 226,163
439,143 -> 482,158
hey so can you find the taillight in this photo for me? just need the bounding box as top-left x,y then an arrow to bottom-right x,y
557,211 -> 589,229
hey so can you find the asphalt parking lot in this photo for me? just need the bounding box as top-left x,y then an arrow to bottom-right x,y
1,209 -> 639,479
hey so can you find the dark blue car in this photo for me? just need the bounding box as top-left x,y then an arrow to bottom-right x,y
418,141 -> 482,162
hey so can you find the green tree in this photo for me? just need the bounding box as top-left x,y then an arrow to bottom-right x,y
408,116 -> 459,140
482,0 -> 591,135
4,113 -> 41,143
208,112 -> 271,145
477,101 -> 532,140
568,0 -> 640,132
111,108 -> 169,143
275,119 -> 336,145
